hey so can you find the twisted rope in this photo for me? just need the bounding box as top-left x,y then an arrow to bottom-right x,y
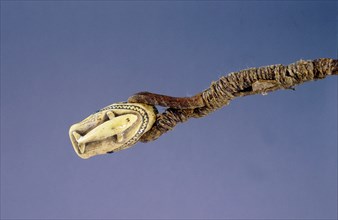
128,58 -> 337,143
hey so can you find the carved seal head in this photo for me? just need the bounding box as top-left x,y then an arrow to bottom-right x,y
69,103 -> 157,159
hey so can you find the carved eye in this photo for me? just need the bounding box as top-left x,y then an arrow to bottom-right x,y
107,150 -> 114,154
126,118 -> 130,122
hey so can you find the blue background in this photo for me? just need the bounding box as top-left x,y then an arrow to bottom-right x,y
1,1 -> 337,219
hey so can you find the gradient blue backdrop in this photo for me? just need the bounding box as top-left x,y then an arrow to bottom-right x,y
1,1 -> 337,219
